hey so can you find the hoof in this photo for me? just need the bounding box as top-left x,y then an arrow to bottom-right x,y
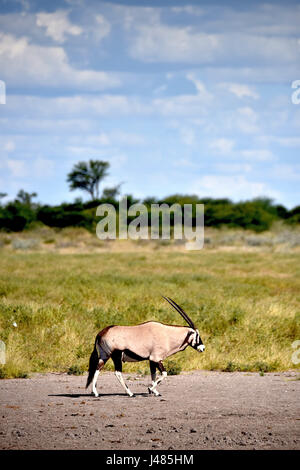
148,387 -> 161,397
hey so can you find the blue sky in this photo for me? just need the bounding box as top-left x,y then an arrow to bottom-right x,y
0,0 -> 300,208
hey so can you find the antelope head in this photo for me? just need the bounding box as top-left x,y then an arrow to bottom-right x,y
163,296 -> 205,352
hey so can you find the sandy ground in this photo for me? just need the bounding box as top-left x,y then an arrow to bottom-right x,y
0,370 -> 299,450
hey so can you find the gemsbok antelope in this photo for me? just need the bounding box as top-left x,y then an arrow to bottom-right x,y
86,296 -> 205,397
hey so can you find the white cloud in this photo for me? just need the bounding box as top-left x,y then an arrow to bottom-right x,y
209,138 -> 235,155
171,6 -> 204,16
152,75 -> 212,117
240,149 -> 276,162
192,174 -> 281,201
154,94 -> 209,117
80,131 -> 146,147
94,14 -> 111,42
2,140 -> 15,152
271,164 -> 300,181
65,131 -> 145,161
0,33 -> 120,90
129,23 -> 220,63
209,138 -> 276,162
33,157 -> 55,178
52,94 -> 146,116
109,131 -> 145,146
3,94 -> 150,121
36,10 -> 83,43
236,107 -> 259,134
220,82 -> 259,99
258,136 -> 300,147
186,73 -> 212,98
128,18 -> 300,66
95,133 -> 111,146
173,157 -> 197,168
67,145 -> 106,156
3,156 -> 55,180
0,33 -> 27,58
212,3 -> 300,37
180,128 -> 196,146
153,84 -> 167,96
214,163 -> 252,173
0,118 -> 96,135
203,64 -> 300,85
6,159 -> 27,178
115,5 -> 160,32
67,146 -> 127,168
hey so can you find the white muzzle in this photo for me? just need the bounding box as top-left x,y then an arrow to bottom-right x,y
197,344 -> 205,352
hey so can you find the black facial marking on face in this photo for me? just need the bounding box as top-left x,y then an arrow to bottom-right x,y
180,330 -> 194,348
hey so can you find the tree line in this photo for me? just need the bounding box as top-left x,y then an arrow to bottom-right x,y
0,160 -> 299,233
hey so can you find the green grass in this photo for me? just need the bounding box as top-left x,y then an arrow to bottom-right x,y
0,249 -> 299,378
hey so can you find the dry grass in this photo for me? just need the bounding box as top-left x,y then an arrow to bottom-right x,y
1,222 -> 300,254
0,226 -> 299,378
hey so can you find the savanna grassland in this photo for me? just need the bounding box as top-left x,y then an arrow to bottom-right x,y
0,226 -> 299,380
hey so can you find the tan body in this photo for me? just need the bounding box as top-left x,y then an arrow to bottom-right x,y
86,297 -> 205,398
101,322 -> 192,363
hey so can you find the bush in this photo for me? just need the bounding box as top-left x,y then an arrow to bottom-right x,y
253,361 -> 275,373
37,205 -> 91,229
0,365 -> 29,379
12,238 -> 39,250
67,365 -> 85,375
1,193 -> 299,232
0,202 -> 36,231
223,361 -> 239,372
165,360 -> 182,375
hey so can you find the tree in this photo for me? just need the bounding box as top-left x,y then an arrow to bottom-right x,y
0,193 -> 7,205
67,160 -> 110,200
102,183 -> 122,200
16,189 -> 37,207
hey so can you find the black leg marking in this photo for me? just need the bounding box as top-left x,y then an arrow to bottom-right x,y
148,361 -> 166,397
111,350 -> 122,372
112,350 -> 135,397
158,361 -> 166,374
150,360 -> 157,376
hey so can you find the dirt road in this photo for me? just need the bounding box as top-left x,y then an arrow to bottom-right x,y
0,370 -> 299,450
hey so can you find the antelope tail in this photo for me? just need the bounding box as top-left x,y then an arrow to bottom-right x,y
86,341 -> 98,389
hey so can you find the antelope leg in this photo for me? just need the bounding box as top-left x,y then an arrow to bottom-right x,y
148,360 -> 160,396
112,350 -> 135,397
148,361 -> 167,396
115,370 -> 134,397
92,359 -> 105,397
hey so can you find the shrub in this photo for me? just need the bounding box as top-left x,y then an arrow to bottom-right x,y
12,238 -> 39,250
223,361 -> 239,372
37,206 -> 86,228
165,360 -> 182,375
253,361 -> 275,373
67,365 -> 85,375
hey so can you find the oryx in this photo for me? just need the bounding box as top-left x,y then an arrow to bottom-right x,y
86,297 -> 205,397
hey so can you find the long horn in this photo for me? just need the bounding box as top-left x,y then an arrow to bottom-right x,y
168,297 -> 196,329
163,296 -> 196,329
